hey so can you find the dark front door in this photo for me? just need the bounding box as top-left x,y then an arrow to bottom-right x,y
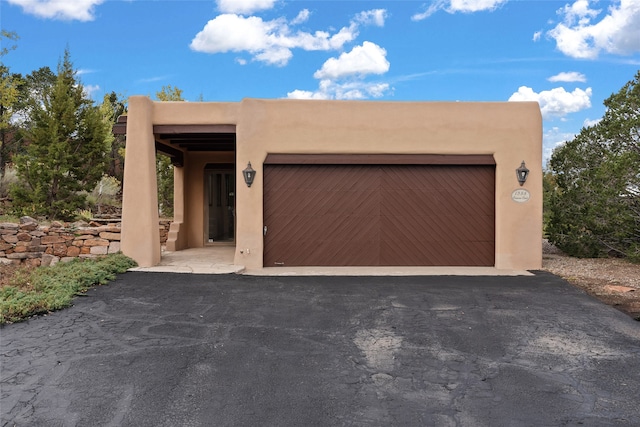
206,169 -> 235,243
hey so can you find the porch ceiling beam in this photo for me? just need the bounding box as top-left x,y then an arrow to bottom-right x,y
153,124 -> 236,134
155,141 -> 184,167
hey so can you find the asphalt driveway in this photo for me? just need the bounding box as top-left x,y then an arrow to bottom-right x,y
2,272 -> 639,426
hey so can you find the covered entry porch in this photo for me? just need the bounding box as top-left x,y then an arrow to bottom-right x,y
118,97 -> 240,267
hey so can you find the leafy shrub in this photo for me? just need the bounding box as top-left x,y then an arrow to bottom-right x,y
0,253 -> 137,324
0,166 -> 18,198
86,175 -> 121,206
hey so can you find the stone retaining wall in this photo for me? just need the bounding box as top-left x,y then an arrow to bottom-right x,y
0,217 -> 170,267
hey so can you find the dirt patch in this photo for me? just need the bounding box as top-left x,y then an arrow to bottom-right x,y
542,240 -> 640,320
0,262 -> 25,287
0,262 -> 40,297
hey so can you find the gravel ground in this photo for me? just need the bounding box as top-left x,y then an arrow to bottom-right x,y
542,239 -> 640,320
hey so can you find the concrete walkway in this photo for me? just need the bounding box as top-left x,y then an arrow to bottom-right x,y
128,246 -> 245,274
129,247 -> 533,276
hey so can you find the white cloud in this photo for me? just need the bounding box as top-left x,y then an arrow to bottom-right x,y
354,9 -> 387,27
547,71 -> 587,82
76,68 -> 97,76
7,0 -> 104,21
216,0 -> 276,15
412,0 -> 507,20
583,117 -> 602,127
314,42 -> 390,80
287,89 -> 330,100
255,46 -> 293,66
449,0 -> 508,13
287,80 -> 391,101
291,9 -> 310,25
508,86 -> 592,119
548,0 -> 640,59
83,84 -> 100,99
543,126 -> 576,165
190,14 -> 298,66
411,3 -> 441,20
137,75 -> 170,84
191,15 -> 279,54
288,42 -> 392,100
533,31 -> 542,42
191,9 -> 385,66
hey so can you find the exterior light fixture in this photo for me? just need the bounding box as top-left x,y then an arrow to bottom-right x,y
516,161 -> 529,186
243,162 -> 256,187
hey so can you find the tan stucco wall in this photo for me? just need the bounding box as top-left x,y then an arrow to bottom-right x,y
121,96 -> 542,270
121,96 -> 161,267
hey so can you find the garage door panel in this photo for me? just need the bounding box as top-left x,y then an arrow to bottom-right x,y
312,235 -> 379,266
379,214 -> 493,266
379,217 -> 443,265
380,241 -> 463,266
270,165 -> 378,191
320,190 -> 380,216
266,213 -> 377,246
265,223 -> 380,266
264,163 -> 495,266
380,189 -> 438,217
448,241 -> 495,266
380,221 -> 464,266
381,214 -> 494,243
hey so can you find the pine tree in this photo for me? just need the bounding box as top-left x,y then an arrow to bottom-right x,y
0,31 -> 21,177
11,49 -> 109,220
547,71 -> 640,261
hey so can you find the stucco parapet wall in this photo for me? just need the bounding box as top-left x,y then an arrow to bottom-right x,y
0,219 -> 171,266
238,99 -> 542,154
149,97 -> 240,125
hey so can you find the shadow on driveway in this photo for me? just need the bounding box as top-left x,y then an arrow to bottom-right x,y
2,272 -> 639,426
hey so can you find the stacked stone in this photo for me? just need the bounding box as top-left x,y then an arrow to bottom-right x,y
0,217 -> 123,267
159,220 -> 170,245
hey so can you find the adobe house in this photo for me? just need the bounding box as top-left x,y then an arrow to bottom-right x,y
116,96 -> 542,270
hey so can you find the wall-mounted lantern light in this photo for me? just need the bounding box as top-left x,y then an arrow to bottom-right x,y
243,162 -> 256,188
516,161 -> 529,186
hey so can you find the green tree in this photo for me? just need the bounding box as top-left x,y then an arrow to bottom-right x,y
2,67 -> 57,175
542,171 -> 556,236
0,66 -> 21,176
100,91 -> 126,185
17,67 -> 57,128
0,31 -> 21,176
547,71 -> 640,261
0,30 -> 18,57
156,85 -> 183,102
11,50 -> 111,220
154,85 -> 183,218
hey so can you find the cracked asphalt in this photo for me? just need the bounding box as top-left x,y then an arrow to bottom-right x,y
1,271 -> 640,426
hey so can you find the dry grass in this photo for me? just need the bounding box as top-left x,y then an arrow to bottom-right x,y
0,255 -> 137,324
0,263 -> 32,288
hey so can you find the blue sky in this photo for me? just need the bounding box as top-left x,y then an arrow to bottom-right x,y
2,0 -> 640,163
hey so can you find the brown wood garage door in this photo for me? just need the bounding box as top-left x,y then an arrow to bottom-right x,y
263,156 -> 495,266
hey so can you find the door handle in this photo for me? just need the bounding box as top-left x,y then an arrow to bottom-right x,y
263,225 -> 267,236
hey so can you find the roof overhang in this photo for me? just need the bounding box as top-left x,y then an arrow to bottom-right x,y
112,116 -> 236,167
